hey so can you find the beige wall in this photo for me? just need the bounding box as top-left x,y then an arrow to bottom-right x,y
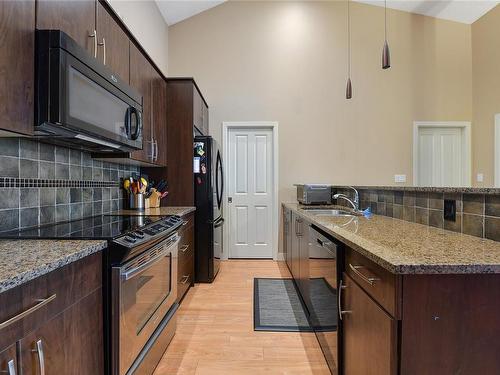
472,5 -> 500,187
109,0 -> 169,75
168,1 -> 472,202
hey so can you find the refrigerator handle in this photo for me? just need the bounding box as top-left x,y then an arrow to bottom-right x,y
216,150 -> 224,209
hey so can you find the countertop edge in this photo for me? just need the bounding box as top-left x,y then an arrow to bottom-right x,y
283,203 -> 500,275
0,240 -> 107,294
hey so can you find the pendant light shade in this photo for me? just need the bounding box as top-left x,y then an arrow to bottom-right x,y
346,0 -> 353,99
382,0 -> 391,69
382,39 -> 391,69
346,77 -> 352,99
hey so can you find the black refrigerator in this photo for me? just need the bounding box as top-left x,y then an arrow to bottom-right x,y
194,136 -> 224,282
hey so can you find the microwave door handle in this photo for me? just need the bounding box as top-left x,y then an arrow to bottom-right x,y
125,107 -> 132,138
127,107 -> 142,141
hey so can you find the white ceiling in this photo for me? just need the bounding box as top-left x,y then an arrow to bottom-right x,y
156,0 -> 498,27
355,0 -> 499,24
155,0 -> 225,26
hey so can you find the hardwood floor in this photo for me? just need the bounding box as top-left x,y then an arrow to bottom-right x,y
154,260 -> 330,375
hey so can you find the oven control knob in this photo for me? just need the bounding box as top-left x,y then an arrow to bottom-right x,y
124,236 -> 136,243
134,231 -> 145,238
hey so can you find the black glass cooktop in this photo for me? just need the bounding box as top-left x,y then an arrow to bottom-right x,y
0,215 -> 165,240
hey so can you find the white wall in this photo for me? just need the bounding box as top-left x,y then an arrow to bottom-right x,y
108,0 -> 169,75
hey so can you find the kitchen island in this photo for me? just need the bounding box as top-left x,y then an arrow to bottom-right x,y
283,203 -> 500,375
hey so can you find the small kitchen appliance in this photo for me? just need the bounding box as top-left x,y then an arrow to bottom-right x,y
295,184 -> 333,205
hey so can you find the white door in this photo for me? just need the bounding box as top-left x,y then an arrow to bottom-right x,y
416,126 -> 465,186
228,128 -> 274,258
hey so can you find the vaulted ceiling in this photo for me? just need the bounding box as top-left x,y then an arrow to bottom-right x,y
156,0 -> 499,26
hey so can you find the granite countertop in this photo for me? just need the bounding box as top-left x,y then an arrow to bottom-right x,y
114,206 -> 196,217
284,202 -> 500,274
332,185 -> 500,195
0,240 -> 107,294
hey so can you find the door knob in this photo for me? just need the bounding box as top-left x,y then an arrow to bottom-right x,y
228,197 -> 232,203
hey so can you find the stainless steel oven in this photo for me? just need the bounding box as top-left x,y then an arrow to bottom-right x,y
112,232 -> 179,375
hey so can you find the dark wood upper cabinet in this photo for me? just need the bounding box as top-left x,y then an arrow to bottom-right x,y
193,87 -> 209,135
152,69 -> 168,166
36,0 -> 96,56
0,0 -> 35,136
342,273 -> 397,375
96,1 -> 129,82
130,43 -> 153,164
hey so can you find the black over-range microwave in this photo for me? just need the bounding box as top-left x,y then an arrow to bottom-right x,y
35,30 -> 143,152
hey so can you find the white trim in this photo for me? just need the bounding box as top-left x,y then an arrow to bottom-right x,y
222,121 -> 279,261
495,115 -> 500,188
413,121 -> 471,187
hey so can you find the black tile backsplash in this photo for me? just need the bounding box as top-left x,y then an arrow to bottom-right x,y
335,187 -> 500,242
0,139 -> 138,231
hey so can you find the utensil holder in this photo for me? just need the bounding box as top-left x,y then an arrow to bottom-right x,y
129,193 -> 145,211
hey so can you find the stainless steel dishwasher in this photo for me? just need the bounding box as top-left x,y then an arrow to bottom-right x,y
307,225 -> 342,374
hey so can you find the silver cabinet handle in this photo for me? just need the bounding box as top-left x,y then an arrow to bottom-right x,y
180,275 -> 190,285
154,139 -> 158,161
182,220 -> 189,226
180,244 -> 189,253
88,30 -> 97,58
348,263 -> 380,286
338,280 -> 351,320
31,340 -> 45,375
2,359 -> 16,375
0,294 -> 57,331
98,37 -> 106,65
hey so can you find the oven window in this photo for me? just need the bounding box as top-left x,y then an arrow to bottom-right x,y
120,254 -> 172,335
68,66 -> 129,138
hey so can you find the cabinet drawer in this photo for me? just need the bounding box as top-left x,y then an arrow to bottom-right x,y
179,221 -> 194,262
178,254 -> 194,302
345,248 -> 400,317
0,252 -> 102,351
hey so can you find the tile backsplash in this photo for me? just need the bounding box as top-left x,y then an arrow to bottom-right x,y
0,138 -> 138,232
334,187 -> 500,242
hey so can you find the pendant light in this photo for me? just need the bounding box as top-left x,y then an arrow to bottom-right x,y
346,0 -> 353,99
382,0 -> 391,69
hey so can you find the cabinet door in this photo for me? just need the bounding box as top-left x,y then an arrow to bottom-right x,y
298,220 -> 310,304
36,0 -> 96,56
0,0 -> 34,136
130,43 -> 153,163
202,104 -> 209,135
0,344 -> 17,375
291,213 -> 301,281
152,69 -> 167,166
96,1 -> 129,81
193,88 -> 203,134
342,274 -> 397,375
283,209 -> 292,272
19,288 -> 103,375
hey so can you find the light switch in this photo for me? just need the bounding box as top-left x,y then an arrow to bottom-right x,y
476,173 -> 484,182
394,174 -> 406,183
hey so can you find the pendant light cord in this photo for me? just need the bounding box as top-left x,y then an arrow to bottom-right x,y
384,0 -> 387,42
347,0 -> 351,77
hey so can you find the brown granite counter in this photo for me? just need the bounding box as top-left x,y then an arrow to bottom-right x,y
114,206 -> 195,217
284,202 -> 500,274
0,240 -> 107,293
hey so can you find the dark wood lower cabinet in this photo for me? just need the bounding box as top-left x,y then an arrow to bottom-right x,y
0,344 -> 17,374
177,213 -> 195,303
0,253 -> 103,375
19,288 -> 103,375
342,273 -> 397,375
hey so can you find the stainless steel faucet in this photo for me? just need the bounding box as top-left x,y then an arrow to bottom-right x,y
333,186 -> 360,212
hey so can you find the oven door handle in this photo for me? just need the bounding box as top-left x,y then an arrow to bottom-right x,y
121,239 -> 179,281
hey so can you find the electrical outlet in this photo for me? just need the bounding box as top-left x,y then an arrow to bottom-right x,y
477,173 -> 484,182
444,200 -> 456,222
394,174 -> 406,183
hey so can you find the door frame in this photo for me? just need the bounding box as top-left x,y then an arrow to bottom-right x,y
222,121 -> 279,260
495,115 -> 500,187
412,121 -> 471,187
